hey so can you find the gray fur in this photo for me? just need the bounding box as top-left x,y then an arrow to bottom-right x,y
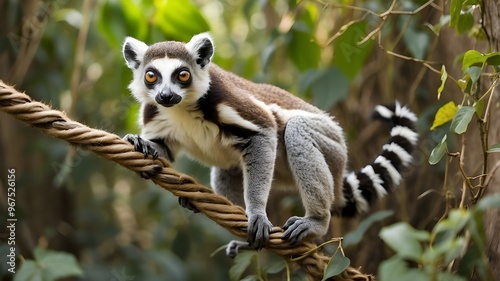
240,130 -> 277,250
281,116 -> 347,243
226,240 -> 253,258
210,167 -> 244,207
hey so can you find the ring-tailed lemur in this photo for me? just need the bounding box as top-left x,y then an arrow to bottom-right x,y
122,33 -> 418,257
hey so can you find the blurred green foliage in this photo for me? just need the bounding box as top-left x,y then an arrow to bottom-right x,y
1,0 -> 499,280
379,195 -> 500,281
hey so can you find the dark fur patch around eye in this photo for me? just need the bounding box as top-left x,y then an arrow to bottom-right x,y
144,68 -> 161,89
171,67 -> 192,88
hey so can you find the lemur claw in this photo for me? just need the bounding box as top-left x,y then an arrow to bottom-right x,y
178,197 -> 200,213
247,213 -> 272,250
282,216 -> 327,245
124,134 -> 159,159
226,240 -> 251,258
124,134 -> 162,179
281,216 -> 304,245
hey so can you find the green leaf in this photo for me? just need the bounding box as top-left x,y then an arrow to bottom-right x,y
322,248 -> 350,280
450,106 -> 475,134
33,248 -> 83,281
442,237 -> 466,264
462,50 -> 486,71
265,260 -> 286,274
449,0 -> 463,30
286,27 -> 320,71
343,210 -> 393,247
96,0 -> 148,48
468,209 -> 487,250
403,24 -> 430,60
449,0 -> 477,35
379,222 -> 429,261
15,248 -> 83,281
485,52 -> 500,66
333,20 -> 374,79
378,257 -> 407,281
229,251 -> 256,281
457,242 -> 481,278
459,240 -> 492,281
298,69 -> 322,97
475,99 -> 485,118
432,209 -> 470,246
457,78 -> 468,91
13,261 -> 41,281
476,194 -> 500,210
431,101 -> 458,130
311,67 -> 350,110
487,143 -> 500,153
437,65 -> 448,99
429,135 -> 448,165
378,256 -> 428,281
240,275 -> 259,281
455,12 -> 474,35
465,66 -> 482,83
153,0 -> 210,42
286,7 -> 320,71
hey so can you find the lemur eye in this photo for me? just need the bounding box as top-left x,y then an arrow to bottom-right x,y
145,71 -> 157,84
177,70 -> 191,83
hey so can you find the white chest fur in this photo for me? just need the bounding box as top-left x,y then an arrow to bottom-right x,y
141,105 -> 242,168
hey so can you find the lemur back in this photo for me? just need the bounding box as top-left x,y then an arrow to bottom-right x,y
122,33 -> 418,256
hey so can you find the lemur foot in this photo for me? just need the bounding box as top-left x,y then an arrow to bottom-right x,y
282,216 -> 327,245
247,213 -> 273,250
226,240 -> 252,258
124,134 -> 161,179
178,197 -> 200,213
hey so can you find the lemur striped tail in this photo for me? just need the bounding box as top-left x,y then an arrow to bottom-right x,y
337,102 -> 418,217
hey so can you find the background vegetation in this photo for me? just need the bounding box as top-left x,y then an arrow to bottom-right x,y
0,0 -> 499,280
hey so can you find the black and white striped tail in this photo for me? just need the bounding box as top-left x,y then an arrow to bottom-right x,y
338,102 -> 418,217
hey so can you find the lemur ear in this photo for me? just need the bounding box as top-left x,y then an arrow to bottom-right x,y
123,37 -> 149,69
186,32 -> 214,68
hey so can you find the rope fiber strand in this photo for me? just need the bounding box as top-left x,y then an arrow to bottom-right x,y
0,81 -> 373,281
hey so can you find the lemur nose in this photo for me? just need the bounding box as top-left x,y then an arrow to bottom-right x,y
155,91 -> 182,107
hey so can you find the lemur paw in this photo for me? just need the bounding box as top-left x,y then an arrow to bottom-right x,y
124,134 -> 161,179
247,213 -> 272,250
178,197 -> 200,213
282,216 -> 327,245
226,240 -> 251,258
124,134 -> 159,160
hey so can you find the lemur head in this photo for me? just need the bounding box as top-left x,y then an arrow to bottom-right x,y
123,33 -> 214,107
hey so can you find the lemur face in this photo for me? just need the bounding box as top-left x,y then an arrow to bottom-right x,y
122,33 -> 214,107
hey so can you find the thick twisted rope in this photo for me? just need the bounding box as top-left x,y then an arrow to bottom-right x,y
0,81 -> 372,281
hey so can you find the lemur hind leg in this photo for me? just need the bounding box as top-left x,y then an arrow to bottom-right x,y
282,116 -> 347,244
211,167 -> 249,257
210,167 -> 245,207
